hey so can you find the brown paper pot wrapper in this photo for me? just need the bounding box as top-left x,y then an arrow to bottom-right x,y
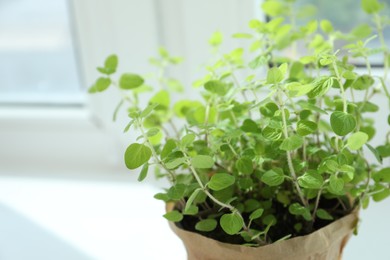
168,205 -> 358,260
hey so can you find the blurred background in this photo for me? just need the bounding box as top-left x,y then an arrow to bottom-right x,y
0,0 -> 389,259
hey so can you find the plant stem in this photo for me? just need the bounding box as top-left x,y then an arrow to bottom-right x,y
311,186 -> 324,220
332,61 -> 347,113
138,120 -> 176,182
228,142 -> 239,157
358,153 -> 372,207
204,102 -> 211,144
277,89 -> 308,208
183,153 -> 263,245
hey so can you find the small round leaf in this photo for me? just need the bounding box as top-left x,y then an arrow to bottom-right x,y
195,219 -> 218,232
208,173 -> 235,191
261,168 -> 284,186
330,111 -> 356,136
124,143 -> 152,170
347,132 -> 368,150
119,73 -> 144,89
191,155 -> 214,169
163,211 -> 183,222
220,213 -> 243,235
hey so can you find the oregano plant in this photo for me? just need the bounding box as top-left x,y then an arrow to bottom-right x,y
89,0 -> 390,246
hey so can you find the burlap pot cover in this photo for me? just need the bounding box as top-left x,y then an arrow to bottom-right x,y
168,208 -> 358,260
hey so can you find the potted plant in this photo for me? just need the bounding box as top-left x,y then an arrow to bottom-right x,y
89,0 -> 390,259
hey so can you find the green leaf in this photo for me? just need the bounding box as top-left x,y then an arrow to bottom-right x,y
280,135 -> 304,151
366,143 -> 383,164
183,205 -> 198,215
240,119 -> 259,133
137,163 -> 149,182
185,188 -> 203,212
351,24 -> 372,39
316,209 -> 334,220
149,128 -> 163,145
161,139 -> 177,159
308,77 -> 333,98
262,126 -> 282,141
320,20 -> 333,33
372,184 -> 390,202
298,171 -> 323,189
262,0 -> 285,17
347,132 -> 368,150
146,128 -> 160,137
163,210 -> 183,222
95,77 -> 111,92
123,120 -> 134,133
361,0 -> 384,14
330,111 -> 356,136
124,143 -> 152,170
377,144 -> 390,158
195,219 -> 218,232
220,213 -> 243,235
260,102 -> 279,117
167,184 -> 187,200
289,203 -> 311,221
149,90 -> 170,110
140,103 -> 159,118
191,155 -> 214,169
373,168 -> 390,183
165,157 -> 186,169
342,70 -> 357,80
104,54 -> 118,74
249,208 -> 264,220
297,120 -> 317,136
328,175 -> 344,194
266,67 -> 283,84
352,75 -> 374,90
181,134 -> 196,147
154,193 -> 170,202
261,168 -> 284,186
235,157 -> 253,174
204,80 -> 229,96
286,82 -> 315,97
209,31 -> 223,46
119,73 -> 144,89
358,101 -> 379,113
208,173 -> 235,191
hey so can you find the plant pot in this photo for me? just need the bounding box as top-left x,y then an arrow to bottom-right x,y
167,204 -> 358,260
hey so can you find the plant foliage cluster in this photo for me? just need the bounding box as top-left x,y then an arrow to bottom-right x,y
90,0 -> 390,246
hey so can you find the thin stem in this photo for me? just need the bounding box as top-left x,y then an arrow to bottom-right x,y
228,142 -> 239,158
358,153 -> 372,207
184,153 -> 263,245
311,186 -> 324,221
204,102 -> 211,144
229,110 -> 238,127
138,120 -> 176,182
277,89 -> 308,207
332,61 -> 347,113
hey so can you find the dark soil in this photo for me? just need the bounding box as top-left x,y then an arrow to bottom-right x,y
175,197 -> 353,245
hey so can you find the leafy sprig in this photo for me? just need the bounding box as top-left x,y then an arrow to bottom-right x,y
89,0 -> 390,246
